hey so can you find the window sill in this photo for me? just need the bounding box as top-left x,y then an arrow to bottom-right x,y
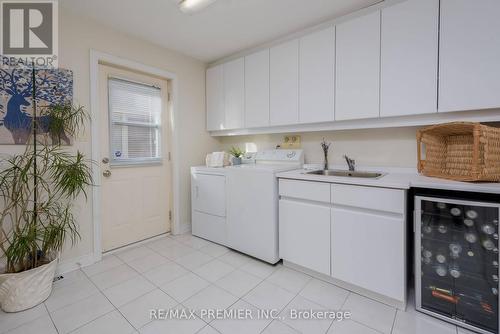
110,159 -> 163,168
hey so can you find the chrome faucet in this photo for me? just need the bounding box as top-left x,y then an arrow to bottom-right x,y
321,139 -> 331,170
344,155 -> 356,171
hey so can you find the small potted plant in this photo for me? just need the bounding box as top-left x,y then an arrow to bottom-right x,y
228,146 -> 244,165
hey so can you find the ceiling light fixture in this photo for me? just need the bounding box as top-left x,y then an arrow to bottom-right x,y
178,0 -> 217,14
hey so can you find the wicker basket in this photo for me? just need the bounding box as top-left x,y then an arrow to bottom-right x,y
417,122 -> 500,182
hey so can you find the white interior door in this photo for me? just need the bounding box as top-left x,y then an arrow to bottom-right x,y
99,64 -> 171,252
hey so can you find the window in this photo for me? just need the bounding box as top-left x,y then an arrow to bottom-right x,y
108,77 -> 162,165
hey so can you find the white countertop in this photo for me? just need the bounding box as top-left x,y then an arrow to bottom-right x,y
277,169 -> 500,194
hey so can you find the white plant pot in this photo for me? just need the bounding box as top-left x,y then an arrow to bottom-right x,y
0,258 -> 57,312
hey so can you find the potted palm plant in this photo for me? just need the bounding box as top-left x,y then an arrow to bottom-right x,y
0,68 -> 92,312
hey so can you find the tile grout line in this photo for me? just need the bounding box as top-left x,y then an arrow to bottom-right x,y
389,308 -> 398,334
212,269 -> 262,298
44,303 -> 60,334
24,235 -> 202,334
79,267 -> 139,333
95,237 -> 298,332
67,309 -> 121,334
51,235 -> 406,334
148,237 -> 242,327
136,301 -> 185,332
257,273 -> 308,334
339,291 -> 396,334
324,289 -> 351,334
81,254 -> 125,277
0,303 -> 54,334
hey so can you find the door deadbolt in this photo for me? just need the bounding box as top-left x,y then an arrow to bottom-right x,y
102,157 -> 109,164
102,170 -> 111,177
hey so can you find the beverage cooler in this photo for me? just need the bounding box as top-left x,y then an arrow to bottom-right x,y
414,193 -> 499,334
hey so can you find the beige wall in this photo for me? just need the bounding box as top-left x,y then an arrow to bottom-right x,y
217,121 -> 500,168
217,127 -> 420,168
59,8 -> 220,261
0,8 -> 219,267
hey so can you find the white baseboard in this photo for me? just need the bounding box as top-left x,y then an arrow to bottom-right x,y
57,232 -> 174,275
104,233 -> 170,257
283,260 -> 406,310
175,222 -> 191,235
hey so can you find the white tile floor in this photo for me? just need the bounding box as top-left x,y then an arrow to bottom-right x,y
0,233 -> 474,334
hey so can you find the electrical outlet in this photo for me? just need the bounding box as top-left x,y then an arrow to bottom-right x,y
282,135 -> 301,149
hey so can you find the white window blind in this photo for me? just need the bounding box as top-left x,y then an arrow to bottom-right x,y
108,78 -> 162,165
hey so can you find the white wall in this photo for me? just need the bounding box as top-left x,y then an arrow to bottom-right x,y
217,127 -> 420,168
0,8 -> 219,268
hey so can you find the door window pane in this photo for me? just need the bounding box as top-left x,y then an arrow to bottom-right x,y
108,78 -> 162,165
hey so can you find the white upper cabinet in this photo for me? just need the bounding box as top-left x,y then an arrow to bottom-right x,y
336,11 -> 381,121
245,49 -> 270,128
270,39 -> 299,126
206,64 -> 225,131
380,0 -> 439,117
223,58 -> 245,129
438,0 -> 500,112
206,0 -> 500,134
299,27 -> 335,123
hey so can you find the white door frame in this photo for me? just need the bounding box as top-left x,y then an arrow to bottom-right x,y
89,50 -> 180,262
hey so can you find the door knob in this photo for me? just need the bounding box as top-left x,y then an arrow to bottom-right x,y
103,170 -> 111,177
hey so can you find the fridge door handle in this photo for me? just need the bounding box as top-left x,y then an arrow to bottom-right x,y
413,210 -> 417,233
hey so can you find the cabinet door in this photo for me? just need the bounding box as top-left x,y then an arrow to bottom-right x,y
336,11 -> 380,121
279,199 -> 330,275
439,0 -> 500,112
191,173 -> 226,217
299,27 -> 335,123
223,58 -> 245,129
331,207 -> 405,301
380,0 -> 438,117
270,39 -> 299,126
206,64 -> 225,131
245,49 -> 270,128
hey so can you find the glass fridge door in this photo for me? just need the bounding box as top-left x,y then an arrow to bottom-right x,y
415,196 -> 499,334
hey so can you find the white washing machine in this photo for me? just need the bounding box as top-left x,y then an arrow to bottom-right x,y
225,149 -> 304,263
191,149 -> 303,263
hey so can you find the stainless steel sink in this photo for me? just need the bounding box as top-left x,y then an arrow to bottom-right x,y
305,169 -> 385,179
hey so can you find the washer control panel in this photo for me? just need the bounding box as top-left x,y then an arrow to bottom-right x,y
255,149 -> 304,163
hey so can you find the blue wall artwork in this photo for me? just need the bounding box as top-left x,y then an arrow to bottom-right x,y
0,68 -> 73,145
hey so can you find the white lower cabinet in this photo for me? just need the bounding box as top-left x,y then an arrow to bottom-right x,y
279,199 -> 331,275
279,179 -> 406,308
331,207 -> 405,301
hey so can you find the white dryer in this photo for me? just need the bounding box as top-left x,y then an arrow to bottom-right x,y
190,166 -> 227,245
225,150 -> 304,263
